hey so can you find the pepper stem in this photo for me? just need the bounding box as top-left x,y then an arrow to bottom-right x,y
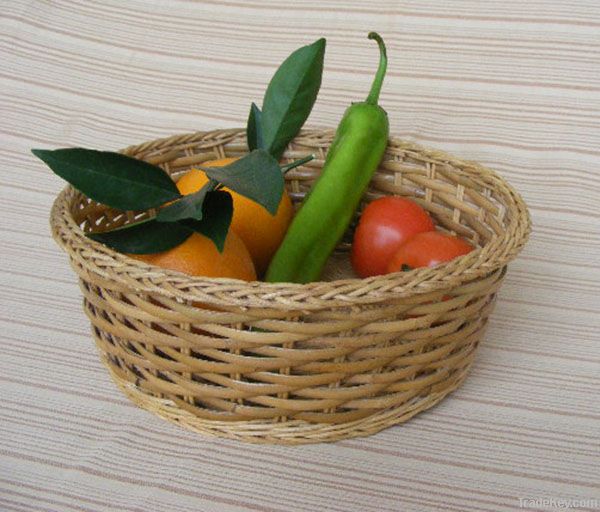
365,32 -> 387,106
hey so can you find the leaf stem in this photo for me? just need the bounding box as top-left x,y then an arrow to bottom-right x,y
280,154 -> 315,174
212,179 -> 224,191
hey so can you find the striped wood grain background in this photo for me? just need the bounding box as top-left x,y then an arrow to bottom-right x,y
1,1 -> 599,510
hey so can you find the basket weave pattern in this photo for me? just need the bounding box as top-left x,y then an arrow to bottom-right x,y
50,129 -> 530,444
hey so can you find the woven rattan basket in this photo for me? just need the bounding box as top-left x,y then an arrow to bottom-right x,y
50,128 -> 530,444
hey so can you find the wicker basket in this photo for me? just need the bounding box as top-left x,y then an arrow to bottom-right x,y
49,128 -> 530,444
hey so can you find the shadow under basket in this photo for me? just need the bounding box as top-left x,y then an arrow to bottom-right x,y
50,128 -> 531,444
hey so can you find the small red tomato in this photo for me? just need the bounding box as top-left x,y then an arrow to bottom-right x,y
387,231 -> 474,272
352,197 -> 435,277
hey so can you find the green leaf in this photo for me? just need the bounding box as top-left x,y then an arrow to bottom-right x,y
261,38 -> 325,160
246,102 -> 264,151
87,218 -> 192,254
156,180 -> 215,222
32,148 -> 181,211
180,191 -> 233,252
401,264 -> 413,271
200,149 -> 283,216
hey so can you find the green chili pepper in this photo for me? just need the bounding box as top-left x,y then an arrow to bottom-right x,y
265,32 -> 389,284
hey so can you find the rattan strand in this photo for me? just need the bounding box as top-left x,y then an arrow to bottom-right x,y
49,128 -> 530,444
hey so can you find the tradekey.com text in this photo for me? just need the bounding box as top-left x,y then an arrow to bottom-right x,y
519,497 -> 599,509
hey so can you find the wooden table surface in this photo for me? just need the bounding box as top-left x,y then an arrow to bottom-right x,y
2,1 -> 599,510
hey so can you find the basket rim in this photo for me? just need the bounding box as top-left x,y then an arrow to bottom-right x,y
49,128 -> 531,311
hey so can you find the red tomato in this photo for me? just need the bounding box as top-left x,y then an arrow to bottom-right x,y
351,197 -> 435,277
387,231 -> 474,272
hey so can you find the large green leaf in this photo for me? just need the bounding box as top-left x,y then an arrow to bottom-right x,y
261,38 -> 325,160
32,148 -> 181,211
156,180 -> 214,222
87,218 -> 191,254
246,102 -> 264,151
200,149 -> 283,216
181,191 -> 233,252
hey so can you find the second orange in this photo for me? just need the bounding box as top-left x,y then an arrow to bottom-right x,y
177,157 -> 294,276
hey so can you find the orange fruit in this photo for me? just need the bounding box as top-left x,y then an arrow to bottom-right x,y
177,157 -> 294,276
132,231 -> 256,281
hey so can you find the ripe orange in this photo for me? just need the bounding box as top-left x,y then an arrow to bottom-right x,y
177,157 -> 294,275
132,231 -> 256,281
